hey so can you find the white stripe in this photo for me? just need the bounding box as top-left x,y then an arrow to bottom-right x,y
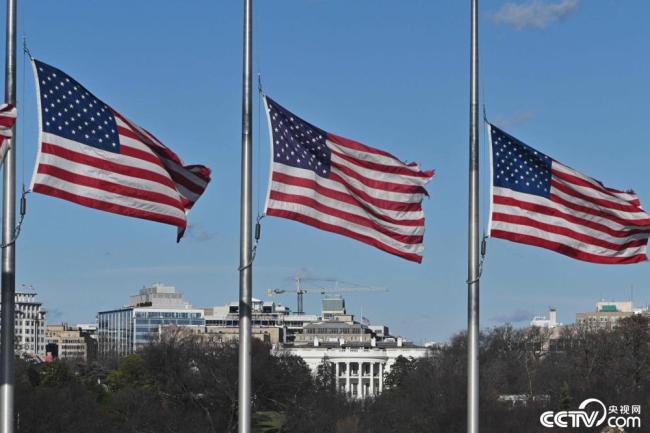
330,148 -> 431,187
42,132 -> 174,181
551,185 -> 649,222
553,162 -> 640,204
553,163 -> 643,209
491,202 -> 650,245
38,152 -> 183,202
33,173 -> 187,220
273,163 -> 424,220
270,181 -> 425,236
326,137 -> 425,172
493,187 -> 650,231
330,165 -> 424,203
491,221 -> 647,257
266,199 -> 424,255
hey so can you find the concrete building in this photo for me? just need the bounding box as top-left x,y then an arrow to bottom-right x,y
0,290 -> 47,358
46,324 -> 88,360
576,300 -> 637,330
97,283 -> 204,358
203,298 -> 318,343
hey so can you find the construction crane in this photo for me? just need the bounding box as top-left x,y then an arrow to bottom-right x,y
266,276 -> 388,314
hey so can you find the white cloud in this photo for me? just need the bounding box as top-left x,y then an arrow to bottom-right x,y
493,0 -> 580,29
493,110 -> 537,128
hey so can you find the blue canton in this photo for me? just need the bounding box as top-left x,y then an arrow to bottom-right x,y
35,60 -> 120,153
491,124 -> 552,198
266,97 -> 330,178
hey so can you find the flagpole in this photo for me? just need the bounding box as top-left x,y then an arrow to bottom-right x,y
0,0 -> 17,430
467,0 -> 480,432
238,0 -> 253,432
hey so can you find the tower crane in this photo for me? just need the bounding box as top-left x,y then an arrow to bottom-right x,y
266,276 -> 388,314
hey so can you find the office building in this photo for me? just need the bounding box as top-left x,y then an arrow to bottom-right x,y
1,290 -> 47,358
97,283 -> 204,358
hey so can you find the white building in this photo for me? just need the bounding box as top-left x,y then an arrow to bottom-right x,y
0,290 -> 47,358
278,341 -> 430,398
97,284 -> 204,358
530,308 -> 560,329
13,291 -> 47,357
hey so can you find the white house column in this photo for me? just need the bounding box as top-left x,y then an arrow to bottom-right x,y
335,361 -> 340,390
345,361 -> 350,394
379,362 -> 384,393
356,362 -> 362,398
370,362 -> 375,396
357,362 -> 363,398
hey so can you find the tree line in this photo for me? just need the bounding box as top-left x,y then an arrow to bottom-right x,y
14,315 -> 650,432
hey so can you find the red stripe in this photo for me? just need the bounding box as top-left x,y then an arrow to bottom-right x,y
32,183 -> 186,229
118,126 -> 207,195
330,148 -> 433,179
549,192 -> 650,227
551,178 -> 640,213
41,142 -> 178,191
272,171 -> 424,218
493,195 -> 650,237
552,167 -> 641,207
0,116 -> 15,129
492,213 -> 647,252
491,229 -> 647,264
328,171 -> 422,211
37,164 -> 184,211
328,133 -> 404,162
331,161 -> 429,195
266,208 -> 423,263
269,190 -> 424,244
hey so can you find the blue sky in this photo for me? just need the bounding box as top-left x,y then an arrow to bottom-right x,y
4,0 -> 649,342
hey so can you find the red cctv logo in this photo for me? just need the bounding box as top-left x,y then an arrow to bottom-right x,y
540,398 -> 642,429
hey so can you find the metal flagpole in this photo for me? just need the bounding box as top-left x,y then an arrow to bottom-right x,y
238,0 -> 253,432
0,0 -> 17,430
467,0 -> 480,433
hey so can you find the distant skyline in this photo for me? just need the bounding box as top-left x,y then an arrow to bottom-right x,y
4,0 -> 649,342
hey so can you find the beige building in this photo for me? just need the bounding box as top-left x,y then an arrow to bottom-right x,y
576,300 -> 637,330
46,324 -> 88,361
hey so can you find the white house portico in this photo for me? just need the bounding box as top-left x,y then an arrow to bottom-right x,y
278,343 -> 430,398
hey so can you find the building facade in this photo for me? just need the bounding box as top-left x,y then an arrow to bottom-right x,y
278,342 -> 430,398
46,324 -> 88,360
0,290 -> 47,358
576,300 -> 637,330
97,284 -> 204,358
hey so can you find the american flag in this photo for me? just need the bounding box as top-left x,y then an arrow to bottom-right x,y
0,103 -> 17,165
30,59 -> 211,240
488,123 -> 650,264
264,97 -> 433,263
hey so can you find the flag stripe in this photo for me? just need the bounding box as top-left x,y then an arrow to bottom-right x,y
33,183 -> 186,227
269,190 -> 424,243
37,164 -> 186,211
492,213 -> 647,251
490,229 -> 647,264
270,181 -> 425,228
266,207 -> 424,263
272,168 -> 424,217
493,194 -> 650,237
